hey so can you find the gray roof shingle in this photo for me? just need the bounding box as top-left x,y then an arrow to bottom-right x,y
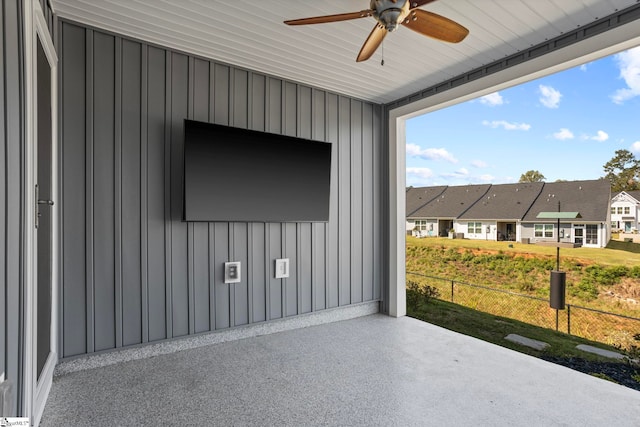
458,182 -> 544,220
521,179 -> 611,222
406,186 -> 447,216
409,184 -> 491,218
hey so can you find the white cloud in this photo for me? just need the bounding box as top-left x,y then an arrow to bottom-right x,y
479,174 -> 495,182
591,130 -> 609,142
579,64 -> 588,72
631,141 -> 640,153
482,120 -> 531,131
539,85 -> 562,109
406,143 -> 458,163
479,92 -> 504,106
611,46 -> 640,104
406,167 -> 434,185
553,128 -> 574,140
471,160 -> 488,168
441,168 -> 470,179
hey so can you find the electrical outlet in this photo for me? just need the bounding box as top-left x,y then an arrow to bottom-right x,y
224,261 -> 241,283
275,258 -> 289,279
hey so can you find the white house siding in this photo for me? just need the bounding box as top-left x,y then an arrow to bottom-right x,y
611,192 -> 639,233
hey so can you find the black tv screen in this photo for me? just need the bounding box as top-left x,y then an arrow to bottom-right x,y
183,119 -> 332,222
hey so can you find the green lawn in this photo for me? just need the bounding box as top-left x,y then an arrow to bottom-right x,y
407,236 -> 640,267
408,297 -> 617,360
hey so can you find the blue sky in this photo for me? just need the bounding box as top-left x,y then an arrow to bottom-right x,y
406,46 -> 640,187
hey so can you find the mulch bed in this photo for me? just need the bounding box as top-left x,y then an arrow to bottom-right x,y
541,356 -> 640,391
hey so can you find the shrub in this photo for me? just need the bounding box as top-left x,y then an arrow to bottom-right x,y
406,280 -> 441,309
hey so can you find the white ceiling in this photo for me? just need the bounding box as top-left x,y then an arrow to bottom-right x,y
50,0 -> 640,104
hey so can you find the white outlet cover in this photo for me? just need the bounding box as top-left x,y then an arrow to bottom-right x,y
275,258 -> 289,279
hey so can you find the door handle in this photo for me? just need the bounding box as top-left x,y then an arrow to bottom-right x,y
38,199 -> 54,206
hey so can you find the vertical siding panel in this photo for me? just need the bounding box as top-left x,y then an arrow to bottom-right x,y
192,58 -> 211,333
267,78 -> 281,134
233,224 -> 249,326
298,86 -> 312,139
170,52 -> 189,337
121,39 -> 143,346
283,82 -> 297,136
250,223 -> 266,322
0,2 -> 6,376
140,44 -> 149,343
312,89 -> 327,311
284,223 -> 297,317
92,32 -> 116,352
214,223 -> 230,329
66,25 -> 89,357
250,74 -> 265,132
146,46 -> 167,342
350,100 -> 363,304
114,38 -> 124,349
164,53 -> 173,338
299,223 -> 312,313
338,96 -> 351,306
250,74 -> 266,322
233,69 -> 248,129
372,105 -> 382,300
3,3 -> 25,398
84,29 -> 95,354
268,224 -> 282,319
213,64 -> 229,125
231,69 -> 249,326
362,104 -> 374,301
326,93 -> 339,309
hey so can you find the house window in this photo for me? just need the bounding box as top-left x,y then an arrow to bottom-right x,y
611,207 -> 616,214
534,224 -> 553,238
611,221 -> 617,229
414,220 -> 428,231
586,224 -> 598,245
467,222 -> 482,234
617,207 -> 623,214
624,207 -> 630,215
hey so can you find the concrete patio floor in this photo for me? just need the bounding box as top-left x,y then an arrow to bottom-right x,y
41,314 -> 639,426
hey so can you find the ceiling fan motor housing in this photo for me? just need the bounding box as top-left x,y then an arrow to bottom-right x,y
371,0 -> 411,32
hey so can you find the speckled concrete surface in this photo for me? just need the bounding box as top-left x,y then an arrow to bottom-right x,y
42,314 -> 640,426
54,301 -> 379,376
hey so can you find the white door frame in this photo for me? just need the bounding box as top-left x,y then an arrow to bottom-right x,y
387,21 -> 640,317
23,1 -> 59,424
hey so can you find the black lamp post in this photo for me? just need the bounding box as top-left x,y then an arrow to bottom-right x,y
536,204 -> 581,329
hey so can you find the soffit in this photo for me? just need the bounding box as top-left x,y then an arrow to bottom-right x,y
50,0 -> 639,104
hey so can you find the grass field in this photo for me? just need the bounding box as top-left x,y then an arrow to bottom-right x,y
407,236 -> 640,267
407,297 -> 640,390
406,236 -> 640,349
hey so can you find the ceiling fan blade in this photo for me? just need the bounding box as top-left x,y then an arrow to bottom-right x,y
356,24 -> 387,62
284,10 -> 373,26
401,9 -> 469,43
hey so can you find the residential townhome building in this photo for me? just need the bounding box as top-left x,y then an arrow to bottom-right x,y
407,179 -> 611,247
611,191 -> 640,232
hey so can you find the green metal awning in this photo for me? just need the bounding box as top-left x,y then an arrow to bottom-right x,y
536,212 -> 582,219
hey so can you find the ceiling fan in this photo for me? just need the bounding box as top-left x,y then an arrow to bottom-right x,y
284,0 -> 469,62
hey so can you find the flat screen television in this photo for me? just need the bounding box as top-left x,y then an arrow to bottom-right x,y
183,119 -> 332,222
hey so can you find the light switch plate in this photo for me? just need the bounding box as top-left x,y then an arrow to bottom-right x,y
224,261 -> 241,283
275,258 -> 289,279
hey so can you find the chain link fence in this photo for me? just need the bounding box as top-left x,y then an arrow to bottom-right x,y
407,271 -> 640,350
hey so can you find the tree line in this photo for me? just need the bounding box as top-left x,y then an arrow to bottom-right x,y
519,149 -> 639,192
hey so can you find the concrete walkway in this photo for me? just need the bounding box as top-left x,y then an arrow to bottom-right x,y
41,314 -> 639,426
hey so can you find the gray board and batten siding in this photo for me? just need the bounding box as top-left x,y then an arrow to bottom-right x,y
59,21 -> 384,359
1,0 -> 25,415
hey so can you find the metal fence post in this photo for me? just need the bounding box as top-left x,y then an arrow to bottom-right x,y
567,304 -> 571,335
451,281 -> 455,303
